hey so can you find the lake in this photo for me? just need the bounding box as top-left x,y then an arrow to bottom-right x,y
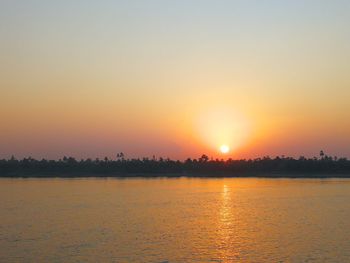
1,177 -> 350,262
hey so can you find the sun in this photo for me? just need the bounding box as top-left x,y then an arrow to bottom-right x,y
220,145 -> 230,154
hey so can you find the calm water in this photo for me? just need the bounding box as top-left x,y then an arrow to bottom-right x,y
1,178 -> 350,262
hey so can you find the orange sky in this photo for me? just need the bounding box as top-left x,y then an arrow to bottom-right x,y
1,1 -> 350,159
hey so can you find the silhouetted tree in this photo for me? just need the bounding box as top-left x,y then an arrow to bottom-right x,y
320,150 -> 325,159
199,154 -> 209,163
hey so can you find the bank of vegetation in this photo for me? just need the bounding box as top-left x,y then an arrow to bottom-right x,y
1,151 -> 350,178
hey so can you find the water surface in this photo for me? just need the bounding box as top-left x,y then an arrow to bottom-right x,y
1,178 -> 350,262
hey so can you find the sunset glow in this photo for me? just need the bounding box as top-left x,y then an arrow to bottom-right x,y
220,145 -> 230,154
0,1 -> 349,160
195,106 -> 250,157
2,2 -> 350,263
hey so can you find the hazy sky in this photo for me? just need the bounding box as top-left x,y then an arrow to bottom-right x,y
1,0 -> 350,159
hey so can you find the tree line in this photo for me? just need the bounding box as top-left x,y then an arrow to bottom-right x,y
0,151 -> 350,177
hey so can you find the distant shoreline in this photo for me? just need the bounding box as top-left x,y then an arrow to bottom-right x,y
2,172 -> 350,179
2,155 -> 350,178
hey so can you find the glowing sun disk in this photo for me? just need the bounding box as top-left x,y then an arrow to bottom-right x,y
220,145 -> 230,154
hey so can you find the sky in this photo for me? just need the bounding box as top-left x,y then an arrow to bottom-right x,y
1,0 -> 350,160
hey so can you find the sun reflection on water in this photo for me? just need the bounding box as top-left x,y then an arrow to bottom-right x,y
220,184 -> 231,224
217,183 -> 240,261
